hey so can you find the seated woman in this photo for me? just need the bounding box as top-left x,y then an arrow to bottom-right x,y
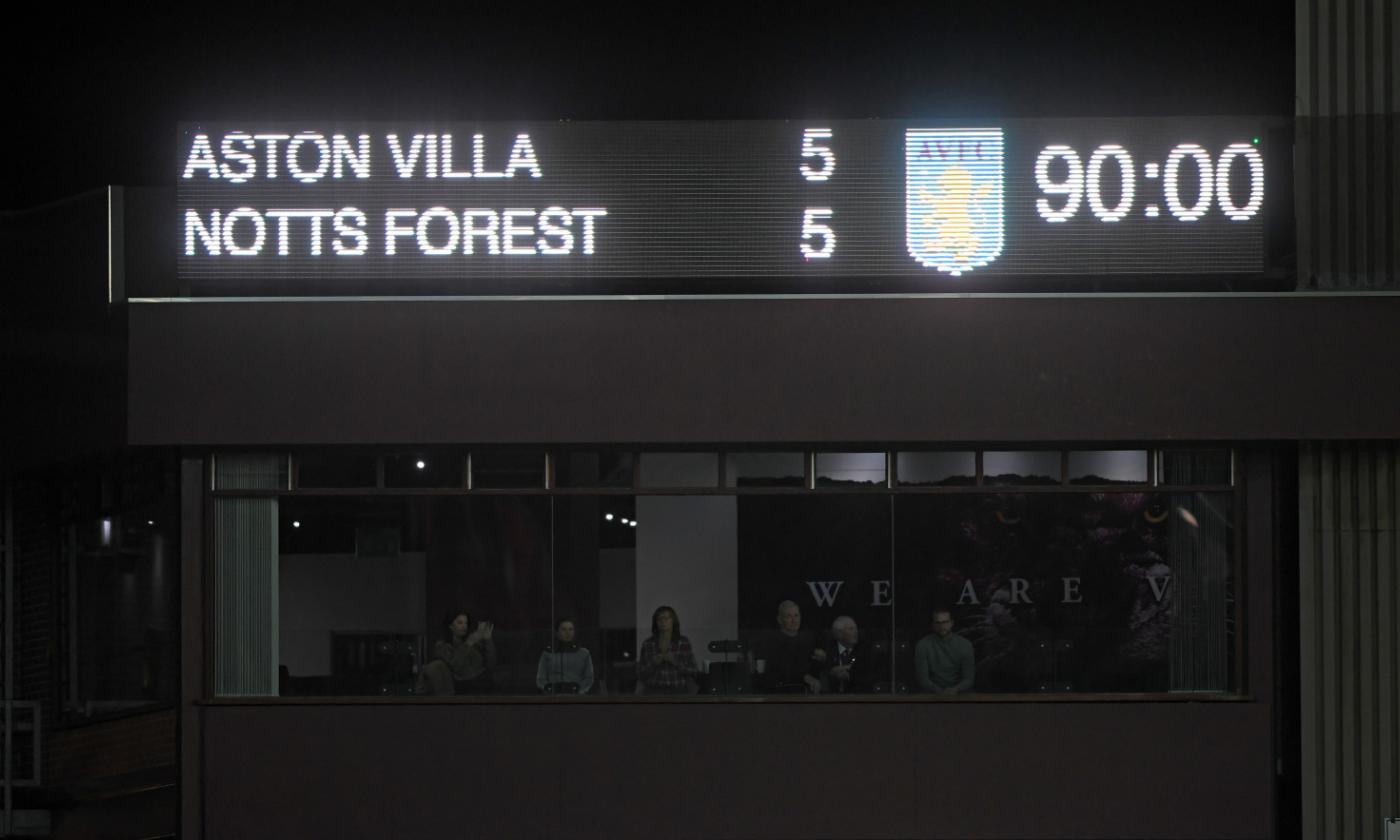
536,617 -> 595,694
636,605 -> 699,695
416,610 -> 496,695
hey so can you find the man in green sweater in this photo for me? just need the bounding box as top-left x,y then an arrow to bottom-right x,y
914,609 -> 975,694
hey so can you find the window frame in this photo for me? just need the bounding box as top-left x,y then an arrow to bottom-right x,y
203,445 -> 1245,702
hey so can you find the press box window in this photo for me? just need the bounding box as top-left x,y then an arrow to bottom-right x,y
554,452 -> 635,488
638,453 -> 719,488
815,452 -> 887,487
983,451 -> 1062,486
896,452 -> 976,486
724,452 -> 804,488
384,451 -> 465,488
472,451 -> 546,489
1067,450 -> 1149,485
297,451 -> 377,489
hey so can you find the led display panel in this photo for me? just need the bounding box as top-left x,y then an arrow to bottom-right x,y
176,119 -> 1273,296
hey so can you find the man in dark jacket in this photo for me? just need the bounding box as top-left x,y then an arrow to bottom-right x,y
751,600 -> 825,694
822,615 -> 882,693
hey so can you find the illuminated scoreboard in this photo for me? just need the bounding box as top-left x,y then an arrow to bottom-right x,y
176,119 -> 1273,296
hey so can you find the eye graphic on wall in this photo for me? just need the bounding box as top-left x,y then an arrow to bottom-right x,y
906,128 -> 1005,276
994,509 -> 1023,526
1143,499 -> 1170,524
991,496 -> 1026,526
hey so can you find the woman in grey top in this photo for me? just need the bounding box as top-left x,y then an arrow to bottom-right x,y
536,618 -> 595,694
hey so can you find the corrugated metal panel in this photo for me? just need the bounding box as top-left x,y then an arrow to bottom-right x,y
212,496 -> 278,696
212,452 -> 283,695
1168,491 -> 1232,691
1296,0 -> 1399,289
1300,442 -> 1400,840
213,454 -> 285,491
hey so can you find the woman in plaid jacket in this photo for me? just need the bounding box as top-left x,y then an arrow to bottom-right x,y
637,605 -> 699,694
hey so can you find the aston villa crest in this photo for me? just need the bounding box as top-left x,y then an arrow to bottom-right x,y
906,128 -> 1005,276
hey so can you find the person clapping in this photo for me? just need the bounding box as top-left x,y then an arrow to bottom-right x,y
636,605 -> 699,695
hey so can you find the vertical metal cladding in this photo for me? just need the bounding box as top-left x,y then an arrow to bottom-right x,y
1296,0 -> 1399,288
1300,442 -> 1400,840
212,455 -> 281,696
1168,491 -> 1232,691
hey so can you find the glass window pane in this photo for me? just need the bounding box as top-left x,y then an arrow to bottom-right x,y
555,451 -> 635,488
551,496 -> 634,695
420,497 -> 551,695
279,498 -> 359,555
1067,450 -> 1148,485
896,452 -> 975,486
815,452 -> 886,487
738,496 -> 893,695
75,492 -> 180,715
297,451 -> 376,489
638,453 -> 719,488
724,452 -> 804,488
636,496 -> 739,695
213,450 -> 1239,703
893,492 -> 1234,694
983,451 -> 1060,486
384,451 -> 464,489
472,451 -> 545,489
277,498 -> 420,696
261,496 -> 553,697
1160,448 -> 1232,485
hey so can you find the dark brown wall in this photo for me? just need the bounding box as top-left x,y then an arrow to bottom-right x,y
129,296 -> 1399,446
201,699 -> 1271,840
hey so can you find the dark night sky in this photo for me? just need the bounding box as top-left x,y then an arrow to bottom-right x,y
4,2 -> 1293,211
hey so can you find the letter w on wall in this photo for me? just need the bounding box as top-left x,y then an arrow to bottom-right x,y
805,580 -> 845,607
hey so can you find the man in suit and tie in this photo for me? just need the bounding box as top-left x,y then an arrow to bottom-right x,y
822,615 -> 882,693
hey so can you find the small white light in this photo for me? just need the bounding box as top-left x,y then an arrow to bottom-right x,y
604,513 -> 614,521
101,518 -> 112,547
146,520 -> 155,526
292,520 -> 301,529
416,460 -> 426,470
629,521 -> 637,528
620,518 -> 630,524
